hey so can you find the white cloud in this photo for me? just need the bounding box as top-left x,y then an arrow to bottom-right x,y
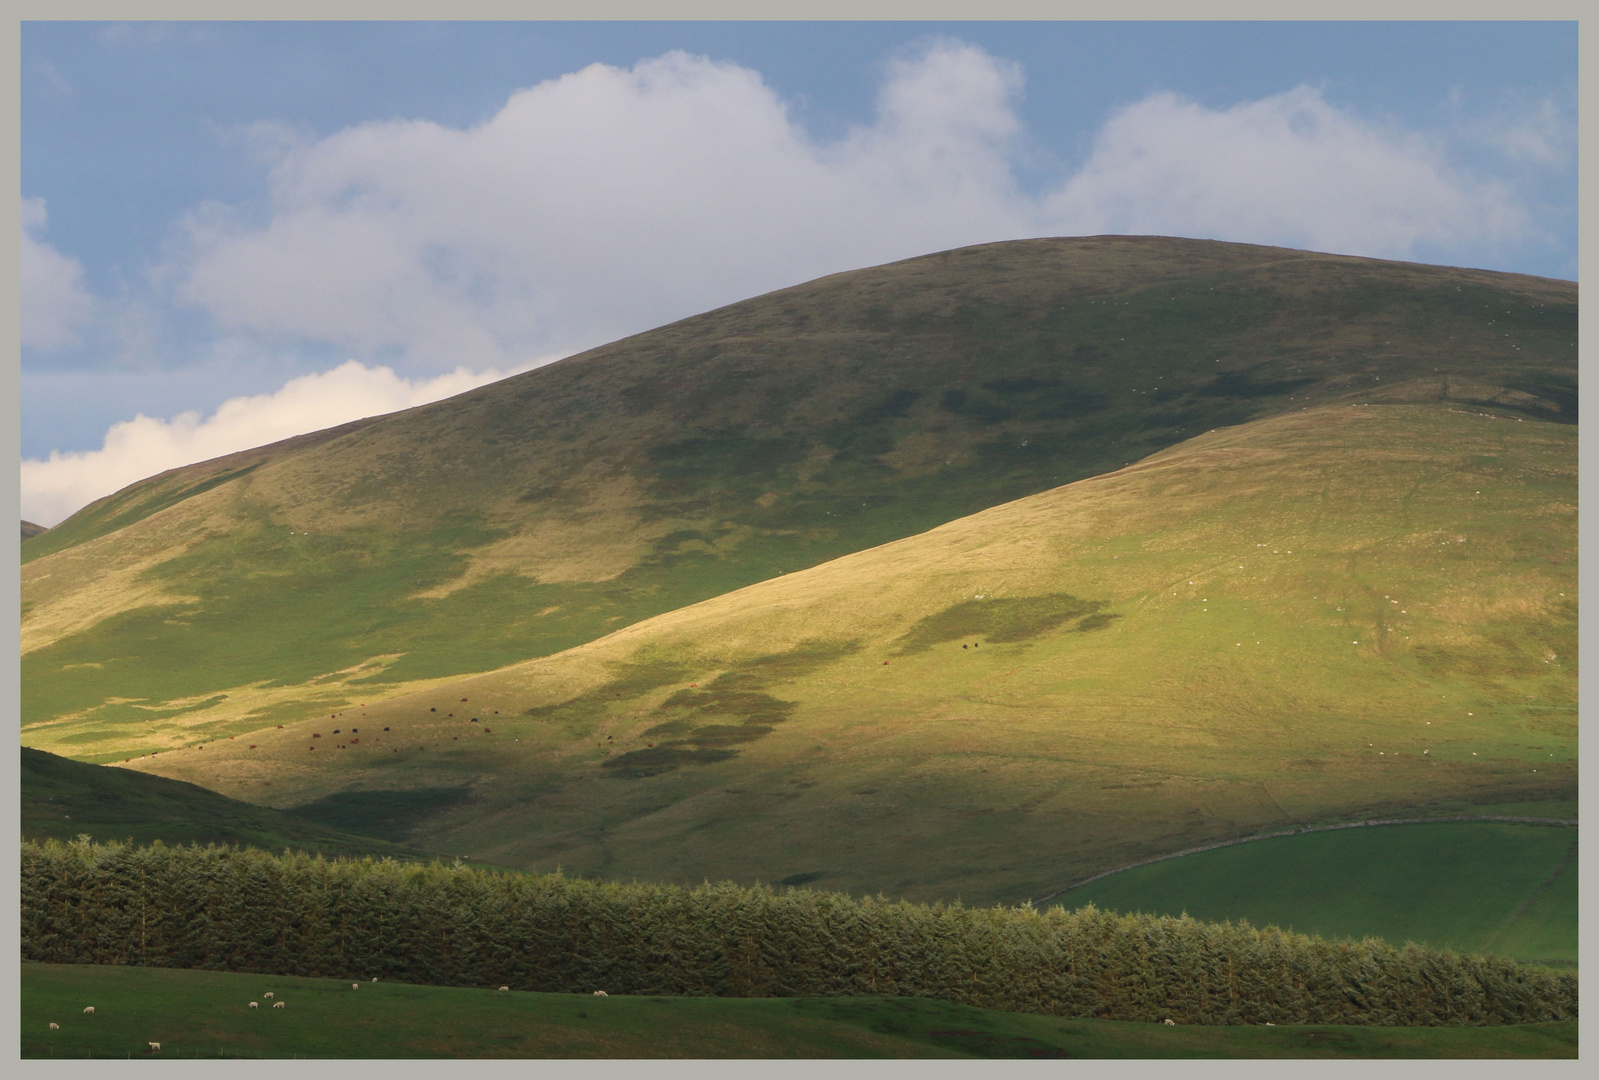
21,197 -> 97,349
1041,86 -> 1528,259
175,41 -> 1035,366
1475,97 -> 1575,170
21,358 -> 546,528
173,49 -> 1543,376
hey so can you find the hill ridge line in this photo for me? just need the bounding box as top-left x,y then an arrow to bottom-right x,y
1030,815 -> 1579,907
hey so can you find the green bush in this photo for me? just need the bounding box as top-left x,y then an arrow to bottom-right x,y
21,838 -> 1575,1026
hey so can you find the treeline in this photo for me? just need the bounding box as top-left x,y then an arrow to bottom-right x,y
22,838 -> 1576,1027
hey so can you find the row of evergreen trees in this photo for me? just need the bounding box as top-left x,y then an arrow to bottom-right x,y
22,837 -> 1576,1027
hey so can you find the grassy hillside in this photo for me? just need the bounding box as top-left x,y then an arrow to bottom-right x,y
22,965 -> 1577,1059
21,747 -> 424,859
118,400 -> 1575,903
22,237 -> 1576,757
1065,821 -> 1577,966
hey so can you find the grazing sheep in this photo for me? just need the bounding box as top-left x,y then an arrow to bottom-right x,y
593,990 -> 608,997
1163,1019 -> 1174,1026
264,992 -> 274,999
49,1023 -> 58,1030
273,1002 -> 285,1009
150,1042 -> 161,1052
249,1001 -> 258,1009
352,983 -> 360,990
499,986 -> 509,991
83,1007 -> 94,1014
1265,1022 -> 1276,1026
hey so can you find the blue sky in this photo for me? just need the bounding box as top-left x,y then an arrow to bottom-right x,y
20,21 -> 1578,525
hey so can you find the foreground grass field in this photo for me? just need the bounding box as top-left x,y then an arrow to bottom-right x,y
20,964 -> 1577,1059
1065,821 -> 1578,966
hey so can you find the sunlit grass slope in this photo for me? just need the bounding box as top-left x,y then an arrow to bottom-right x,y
125,401 -> 1575,904
20,747 -> 423,859
21,237 -> 1575,753
22,966 -> 1576,1059
1066,821 -> 1577,965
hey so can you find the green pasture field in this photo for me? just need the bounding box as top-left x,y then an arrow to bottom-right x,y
1064,821 -> 1578,966
20,964 -> 1577,1059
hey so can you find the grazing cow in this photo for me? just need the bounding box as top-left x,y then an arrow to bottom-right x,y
249,1001 -> 258,1009
150,1042 -> 161,1051
49,1023 -> 58,1030
83,1007 -> 94,1014
264,992 -> 274,999
593,990 -> 608,997
273,1002 -> 285,1009
1163,1019 -> 1174,1026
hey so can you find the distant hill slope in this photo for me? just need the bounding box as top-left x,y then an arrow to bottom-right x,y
21,746 -> 425,858
124,400 -> 1576,904
21,520 -> 48,541
20,237 -> 1576,756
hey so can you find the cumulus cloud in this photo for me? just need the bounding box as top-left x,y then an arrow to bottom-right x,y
1042,86 -> 1527,259
1474,97 -> 1575,170
173,46 -> 1545,377
21,197 -> 97,349
21,358 -> 544,527
176,41 -> 1035,366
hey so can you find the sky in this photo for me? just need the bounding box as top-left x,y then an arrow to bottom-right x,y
19,20 -> 1578,527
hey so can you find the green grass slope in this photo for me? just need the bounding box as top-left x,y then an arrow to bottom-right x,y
22,237 -> 1575,756
21,965 -> 1577,1059
21,747 -> 423,859
126,400 -> 1575,904
1064,821 -> 1577,965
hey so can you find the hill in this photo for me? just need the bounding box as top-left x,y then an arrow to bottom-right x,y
119,399 -> 1576,903
21,520 -> 48,541
21,747 -> 424,859
21,236 -> 1576,763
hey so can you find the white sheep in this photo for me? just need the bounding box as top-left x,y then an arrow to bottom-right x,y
49,1023 -> 58,1030
273,1002 -> 286,1009
352,983 -> 360,990
264,992 -> 274,999
83,1006 -> 94,1014
1163,1018 -> 1174,1026
499,986 -> 509,991
150,1042 -> 161,1052
249,1001 -> 259,1009
593,990 -> 608,997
